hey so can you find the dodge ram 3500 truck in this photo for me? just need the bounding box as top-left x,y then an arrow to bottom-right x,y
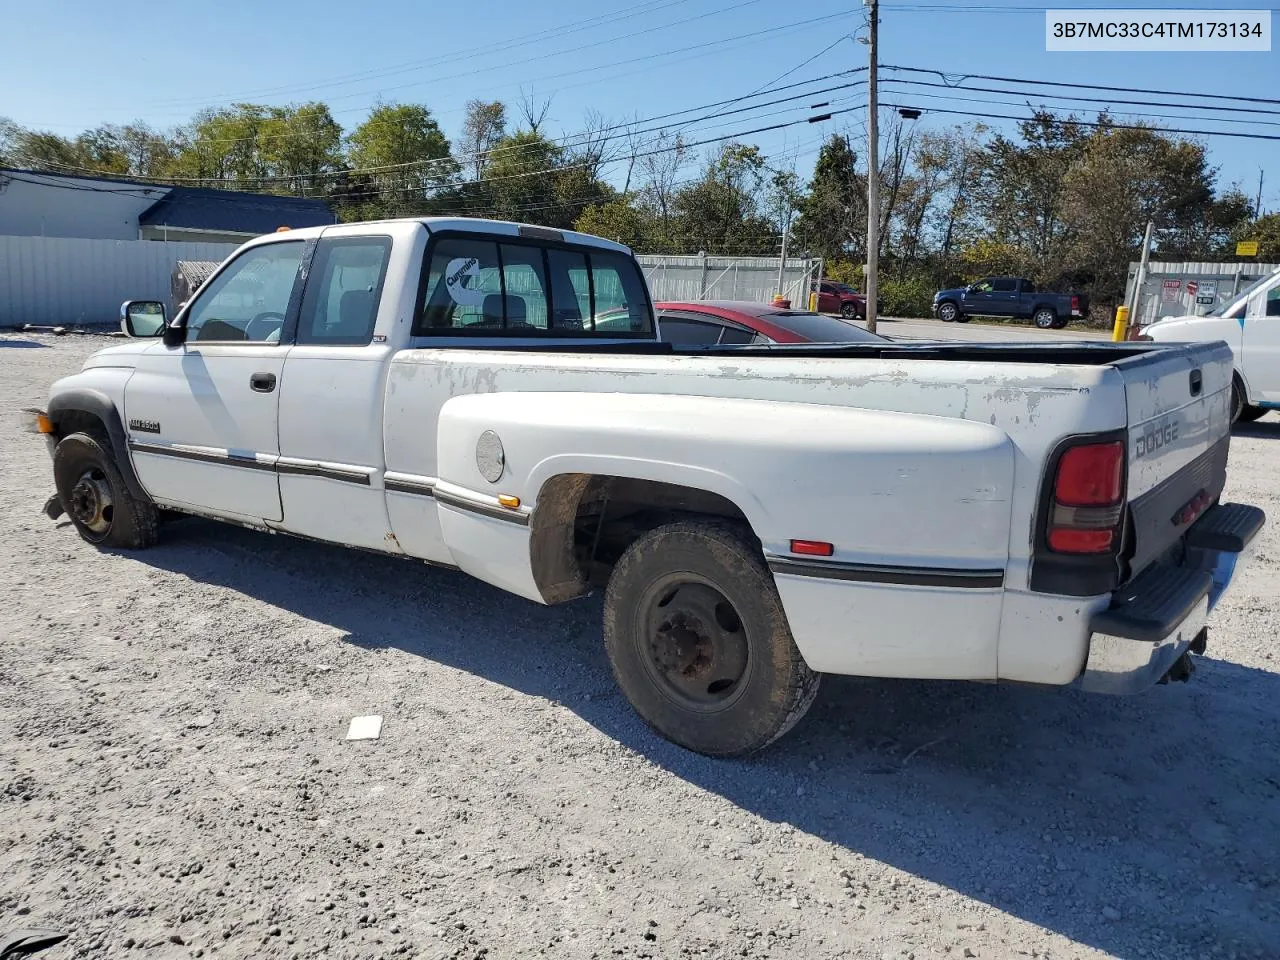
33,218 -> 1263,756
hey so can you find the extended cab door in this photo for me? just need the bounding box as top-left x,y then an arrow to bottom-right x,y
275,228 -> 406,551
123,239 -> 306,521
1240,276 -> 1280,403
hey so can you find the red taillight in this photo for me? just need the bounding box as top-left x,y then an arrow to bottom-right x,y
1055,442 -> 1124,506
1071,295 -> 1080,313
1048,440 -> 1124,555
790,539 -> 834,557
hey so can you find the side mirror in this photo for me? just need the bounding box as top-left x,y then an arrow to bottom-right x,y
120,300 -> 167,338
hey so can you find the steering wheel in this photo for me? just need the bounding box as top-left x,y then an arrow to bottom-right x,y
245,311 -> 285,342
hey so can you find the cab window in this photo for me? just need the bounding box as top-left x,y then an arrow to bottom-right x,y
296,236 -> 392,346
414,235 -> 653,337
185,241 -> 304,343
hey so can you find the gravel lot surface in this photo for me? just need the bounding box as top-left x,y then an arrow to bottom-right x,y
2,333 -> 1277,960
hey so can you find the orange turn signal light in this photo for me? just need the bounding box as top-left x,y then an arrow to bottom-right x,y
497,494 -> 521,509
35,413 -> 55,434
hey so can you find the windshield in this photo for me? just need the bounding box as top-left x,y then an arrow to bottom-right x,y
764,311 -> 887,342
1207,268 -> 1280,317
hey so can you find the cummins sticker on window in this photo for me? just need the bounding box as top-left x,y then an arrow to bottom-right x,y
445,257 -> 485,306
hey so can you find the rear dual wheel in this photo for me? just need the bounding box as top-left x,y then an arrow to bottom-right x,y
603,521 -> 820,756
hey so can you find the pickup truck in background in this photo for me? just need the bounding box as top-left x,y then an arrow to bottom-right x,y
933,276 -> 1089,329
1141,265 -> 1280,423
32,217 -> 1262,756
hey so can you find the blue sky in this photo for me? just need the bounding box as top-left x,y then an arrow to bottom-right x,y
1,0 -> 1276,209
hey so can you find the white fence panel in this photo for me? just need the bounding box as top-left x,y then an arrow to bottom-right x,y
1125,259 -> 1280,324
638,255 -> 820,305
0,235 -> 239,327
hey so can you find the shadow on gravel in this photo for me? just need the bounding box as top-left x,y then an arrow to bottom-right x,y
139,518 -> 1279,959
1233,418 -> 1280,440
0,338 -> 49,349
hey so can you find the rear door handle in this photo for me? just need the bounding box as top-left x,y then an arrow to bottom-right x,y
1189,369 -> 1203,397
250,372 -> 277,393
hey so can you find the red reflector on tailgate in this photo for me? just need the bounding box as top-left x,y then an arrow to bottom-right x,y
1048,528 -> 1114,554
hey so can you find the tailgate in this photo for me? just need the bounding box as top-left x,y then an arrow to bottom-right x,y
1121,341 -> 1234,575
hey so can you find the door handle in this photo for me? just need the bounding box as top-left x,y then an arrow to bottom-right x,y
250,372 -> 277,393
1189,369 -> 1203,396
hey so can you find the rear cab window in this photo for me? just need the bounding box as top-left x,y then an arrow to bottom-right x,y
413,231 -> 654,339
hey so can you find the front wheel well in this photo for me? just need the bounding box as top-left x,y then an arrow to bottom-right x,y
52,409 -> 110,444
528,474 -> 754,604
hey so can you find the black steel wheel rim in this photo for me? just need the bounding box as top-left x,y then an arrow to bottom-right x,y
637,573 -> 752,712
69,466 -> 114,541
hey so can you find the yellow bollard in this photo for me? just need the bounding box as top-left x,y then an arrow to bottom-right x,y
1112,305 -> 1130,342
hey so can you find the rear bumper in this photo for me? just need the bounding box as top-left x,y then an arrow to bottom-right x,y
1078,502 -> 1263,694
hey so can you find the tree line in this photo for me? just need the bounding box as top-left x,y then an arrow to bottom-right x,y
1,99 -> 1275,319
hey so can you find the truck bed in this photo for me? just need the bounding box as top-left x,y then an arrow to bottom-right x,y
461,337 -> 1173,367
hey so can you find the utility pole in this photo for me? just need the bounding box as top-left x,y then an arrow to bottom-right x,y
1256,168 -> 1265,220
775,219 -> 791,300
864,0 -> 880,334
1126,220 -> 1154,335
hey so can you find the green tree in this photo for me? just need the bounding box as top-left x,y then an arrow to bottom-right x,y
792,135 -> 862,263
460,100 -> 507,180
575,198 -> 652,248
346,103 -> 456,218
670,144 -> 774,255
1231,212 -> 1280,261
259,102 -> 344,195
1060,124 -> 1253,301
983,111 -> 1088,274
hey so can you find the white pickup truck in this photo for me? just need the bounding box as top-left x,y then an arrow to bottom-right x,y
1141,265 -> 1280,423
33,217 -> 1264,756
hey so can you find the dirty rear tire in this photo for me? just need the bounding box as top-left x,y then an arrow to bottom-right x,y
53,430 -> 159,549
603,520 -> 820,756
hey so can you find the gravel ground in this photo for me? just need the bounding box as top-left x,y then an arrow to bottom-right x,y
2,332 -> 1278,960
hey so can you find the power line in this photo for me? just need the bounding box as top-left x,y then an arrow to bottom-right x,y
882,84 -> 1280,129
881,63 -> 1280,108
877,101 -> 1280,142
883,76 -> 1280,119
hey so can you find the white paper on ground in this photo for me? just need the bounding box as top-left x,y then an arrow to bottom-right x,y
346,715 -> 383,741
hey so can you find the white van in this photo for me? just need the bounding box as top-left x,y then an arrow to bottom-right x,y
1142,265 -> 1280,422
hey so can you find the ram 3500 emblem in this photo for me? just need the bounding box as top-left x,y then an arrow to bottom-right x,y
129,418 -> 161,434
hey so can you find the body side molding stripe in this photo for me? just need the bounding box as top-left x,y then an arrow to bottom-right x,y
129,440 -> 275,472
434,488 -> 530,526
767,555 -> 1005,589
130,441 -> 371,485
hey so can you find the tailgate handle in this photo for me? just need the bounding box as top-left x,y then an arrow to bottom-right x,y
1189,369 -> 1202,396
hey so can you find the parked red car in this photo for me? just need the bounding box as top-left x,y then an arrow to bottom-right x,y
813,281 -> 866,320
654,300 -> 887,345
